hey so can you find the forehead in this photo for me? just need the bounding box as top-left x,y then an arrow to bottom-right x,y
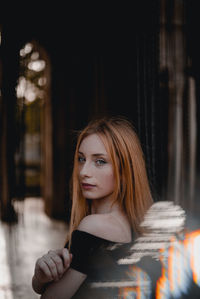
79,133 -> 108,154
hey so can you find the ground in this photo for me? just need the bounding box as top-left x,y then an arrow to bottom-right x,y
0,198 -> 68,299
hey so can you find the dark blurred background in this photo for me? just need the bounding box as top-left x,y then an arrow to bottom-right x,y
2,1 -> 200,298
1,0 -> 200,224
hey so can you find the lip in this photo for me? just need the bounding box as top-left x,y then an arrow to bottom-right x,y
81,183 -> 95,190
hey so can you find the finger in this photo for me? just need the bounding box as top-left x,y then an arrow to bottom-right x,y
54,248 -> 70,268
61,248 -> 71,268
36,259 -> 53,281
43,256 -> 59,281
50,254 -> 64,276
51,248 -> 71,269
48,250 -> 66,275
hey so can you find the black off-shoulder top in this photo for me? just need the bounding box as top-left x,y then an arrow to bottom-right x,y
64,230 -> 134,298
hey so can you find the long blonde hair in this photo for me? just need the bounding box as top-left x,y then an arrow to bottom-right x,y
67,116 -> 153,247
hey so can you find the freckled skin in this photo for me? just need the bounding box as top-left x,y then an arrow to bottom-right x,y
78,134 -> 115,202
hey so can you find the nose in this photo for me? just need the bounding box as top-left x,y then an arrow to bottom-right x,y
79,161 -> 92,178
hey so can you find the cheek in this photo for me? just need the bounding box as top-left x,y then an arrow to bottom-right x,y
77,165 -> 81,176
100,169 -> 115,188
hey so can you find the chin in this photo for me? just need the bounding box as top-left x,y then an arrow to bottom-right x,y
83,194 -> 96,200
82,192 -> 99,200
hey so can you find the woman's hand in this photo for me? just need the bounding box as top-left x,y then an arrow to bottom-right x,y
32,248 -> 72,294
34,248 -> 72,283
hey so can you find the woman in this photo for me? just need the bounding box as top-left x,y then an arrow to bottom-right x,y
32,116 -> 153,298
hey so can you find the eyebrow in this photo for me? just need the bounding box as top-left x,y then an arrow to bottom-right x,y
78,151 -> 107,157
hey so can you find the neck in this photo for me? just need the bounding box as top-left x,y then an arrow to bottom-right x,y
91,196 -> 121,214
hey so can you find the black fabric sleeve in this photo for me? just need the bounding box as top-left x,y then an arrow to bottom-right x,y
64,230 -> 107,275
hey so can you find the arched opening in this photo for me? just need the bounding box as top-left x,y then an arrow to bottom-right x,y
15,41 -> 53,207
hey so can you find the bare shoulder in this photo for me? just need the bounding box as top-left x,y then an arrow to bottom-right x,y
77,214 -> 106,234
77,214 -> 132,243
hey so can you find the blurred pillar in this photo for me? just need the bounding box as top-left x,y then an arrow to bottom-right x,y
185,75 -> 197,210
0,26 -> 18,222
159,0 -> 187,205
38,45 -> 54,218
160,0 -> 198,210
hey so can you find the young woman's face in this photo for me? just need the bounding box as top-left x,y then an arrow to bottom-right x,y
78,133 -> 115,201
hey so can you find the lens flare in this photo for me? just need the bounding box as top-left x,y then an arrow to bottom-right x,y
118,266 -> 152,299
156,229 -> 200,298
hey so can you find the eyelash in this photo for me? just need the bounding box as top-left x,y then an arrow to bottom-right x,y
95,159 -> 106,166
78,156 -> 85,163
78,157 -> 107,166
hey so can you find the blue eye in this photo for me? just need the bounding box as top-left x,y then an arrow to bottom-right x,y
78,156 -> 85,163
96,159 -> 106,166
